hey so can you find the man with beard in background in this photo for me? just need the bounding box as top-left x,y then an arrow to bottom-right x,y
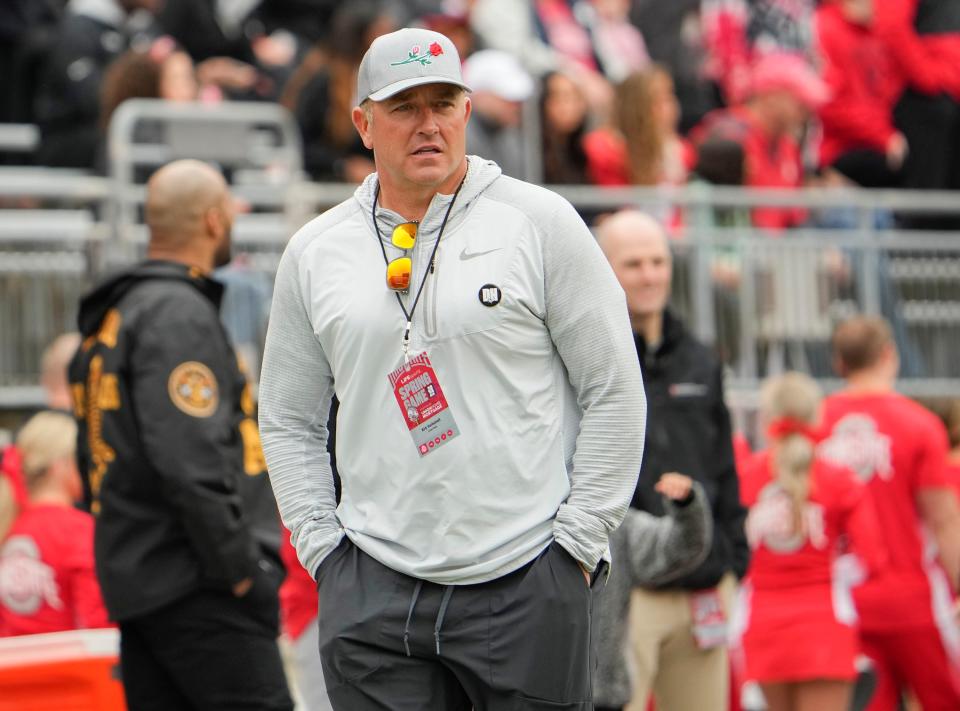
69,160 -> 292,711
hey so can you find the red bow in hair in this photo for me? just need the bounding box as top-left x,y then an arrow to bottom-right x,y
766,418 -> 824,443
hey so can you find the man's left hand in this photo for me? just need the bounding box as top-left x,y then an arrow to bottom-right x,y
578,562 -> 591,586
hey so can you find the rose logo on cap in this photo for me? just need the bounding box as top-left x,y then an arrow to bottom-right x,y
392,42 -> 444,67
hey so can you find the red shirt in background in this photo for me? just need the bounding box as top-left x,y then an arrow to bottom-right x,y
815,3 -> 903,167
691,107 -> 806,230
0,504 -> 109,636
818,391 -> 951,630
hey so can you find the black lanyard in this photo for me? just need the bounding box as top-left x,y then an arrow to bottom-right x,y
372,171 -> 466,361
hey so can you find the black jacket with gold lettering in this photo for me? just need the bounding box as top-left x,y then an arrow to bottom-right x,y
69,260 -> 282,621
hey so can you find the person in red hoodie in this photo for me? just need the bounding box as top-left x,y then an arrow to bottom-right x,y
816,0 -> 907,187
736,371 -> 885,711
875,0 -> 960,223
691,52 -> 828,230
818,316 -> 960,711
0,411 -> 109,636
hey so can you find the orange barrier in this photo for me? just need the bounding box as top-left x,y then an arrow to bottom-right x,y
0,628 -> 126,711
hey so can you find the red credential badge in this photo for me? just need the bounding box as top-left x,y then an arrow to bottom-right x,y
388,352 -> 460,457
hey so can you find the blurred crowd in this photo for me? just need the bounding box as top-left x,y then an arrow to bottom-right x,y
3,0 -> 960,227
4,2 -> 960,710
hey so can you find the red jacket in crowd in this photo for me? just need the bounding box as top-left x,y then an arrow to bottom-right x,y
815,3 -> 903,167
692,107 -> 806,230
0,504 -> 110,636
874,0 -> 960,99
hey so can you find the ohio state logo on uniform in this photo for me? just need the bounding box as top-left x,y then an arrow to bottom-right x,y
0,536 -> 62,615
478,284 -> 502,307
818,414 -> 893,482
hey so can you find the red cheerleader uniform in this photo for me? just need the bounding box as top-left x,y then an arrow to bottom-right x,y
736,451 -> 883,683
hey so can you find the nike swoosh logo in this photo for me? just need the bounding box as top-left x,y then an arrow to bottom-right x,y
459,247 -> 502,261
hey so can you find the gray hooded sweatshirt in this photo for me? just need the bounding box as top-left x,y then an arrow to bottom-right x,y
258,157 -> 646,584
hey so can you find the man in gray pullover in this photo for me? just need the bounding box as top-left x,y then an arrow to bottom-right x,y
258,26 -> 646,710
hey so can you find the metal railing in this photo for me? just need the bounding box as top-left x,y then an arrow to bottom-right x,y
4,165 -> 960,430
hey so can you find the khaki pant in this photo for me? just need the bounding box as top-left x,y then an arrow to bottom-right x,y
626,573 -> 736,711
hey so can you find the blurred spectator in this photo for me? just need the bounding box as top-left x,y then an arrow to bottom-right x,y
584,66 -> 692,186
540,70 -> 591,184
692,53 -> 828,230
0,0 -> 63,125
736,371 -> 884,711
596,210 -> 748,711
420,10 -> 475,60
876,0 -> 960,227
923,397 -> 960,502
95,37 -> 199,174
99,37 -> 198,126
158,0 -> 259,63
280,0 -> 393,181
33,0 -> 161,169
816,0 -> 906,188
818,315 -> 960,710
0,411 -> 109,636
470,0 -> 614,118
593,473 -> 713,711
688,139 -> 749,366
702,0 -> 816,104
158,0 -> 297,101
0,332 -> 80,541
579,0 -> 650,82
41,332 -> 81,413
256,0 -> 340,47
691,138 -> 748,224
630,0 -> 716,132
463,49 -> 535,178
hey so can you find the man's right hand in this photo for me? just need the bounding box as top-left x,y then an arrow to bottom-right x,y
232,577 -> 254,598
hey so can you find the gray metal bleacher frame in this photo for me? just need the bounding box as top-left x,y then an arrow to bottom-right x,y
5,103 -> 960,438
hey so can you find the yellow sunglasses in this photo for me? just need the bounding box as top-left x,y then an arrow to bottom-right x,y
386,222 -> 418,291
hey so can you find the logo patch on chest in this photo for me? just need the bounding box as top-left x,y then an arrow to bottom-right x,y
478,284 -> 502,307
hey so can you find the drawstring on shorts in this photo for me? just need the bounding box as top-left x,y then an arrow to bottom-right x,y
401,581 -> 456,657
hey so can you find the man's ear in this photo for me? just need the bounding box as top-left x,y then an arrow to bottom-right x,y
204,205 -> 224,239
463,95 -> 472,124
352,106 -> 374,150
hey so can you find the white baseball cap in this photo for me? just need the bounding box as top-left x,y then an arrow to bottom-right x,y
462,50 -> 534,102
357,28 -> 471,103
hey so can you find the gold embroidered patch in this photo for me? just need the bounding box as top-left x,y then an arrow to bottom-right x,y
239,418 -> 267,475
71,383 -> 86,419
97,309 -> 122,348
168,362 -> 219,417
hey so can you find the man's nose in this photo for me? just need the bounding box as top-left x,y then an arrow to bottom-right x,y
417,107 -> 440,134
